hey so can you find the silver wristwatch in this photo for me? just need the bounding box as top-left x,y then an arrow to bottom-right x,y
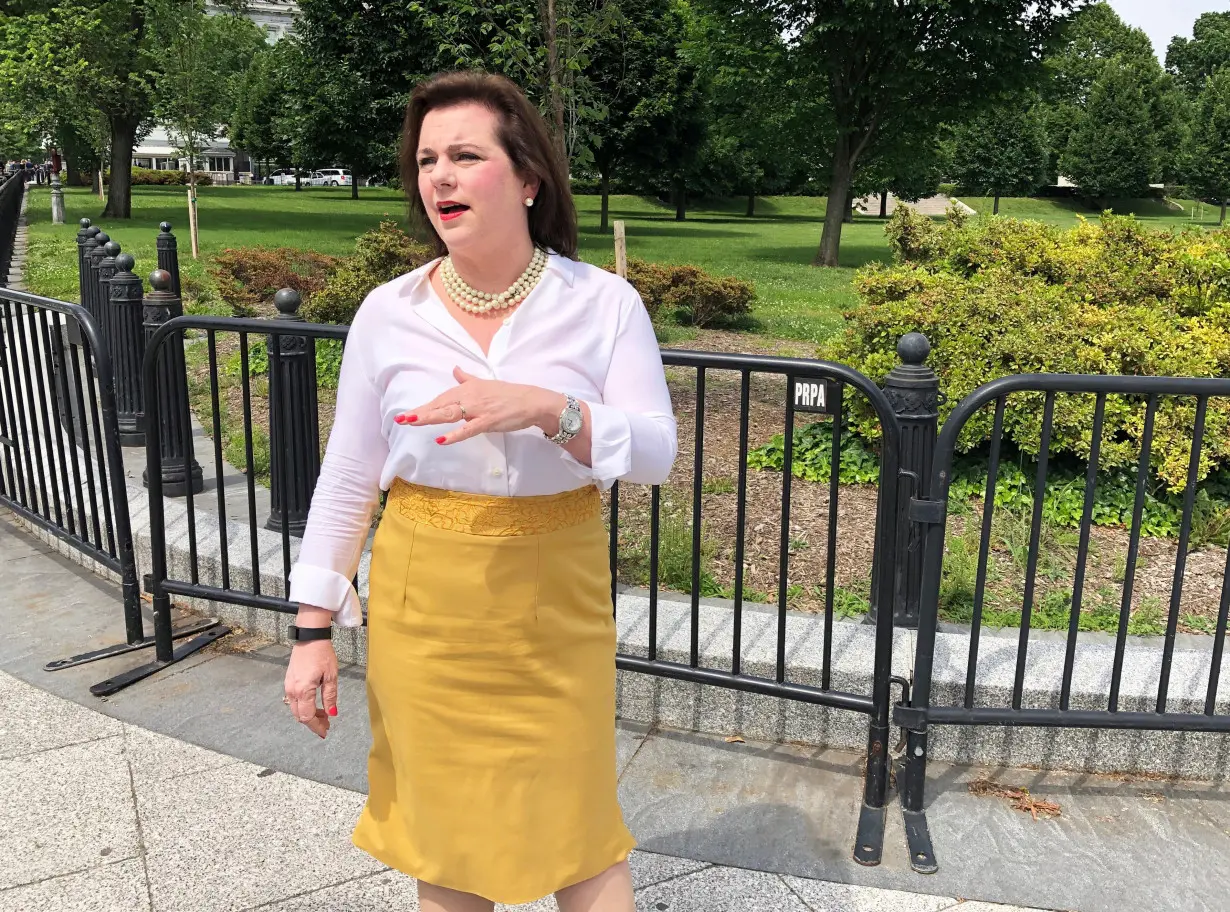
548,394 -> 584,445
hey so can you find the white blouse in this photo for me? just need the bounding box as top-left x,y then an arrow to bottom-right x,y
287,253 -> 678,626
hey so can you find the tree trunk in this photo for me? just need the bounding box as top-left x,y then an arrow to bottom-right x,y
880,190 -> 888,218
843,183 -> 856,223
993,195 -> 1001,216
814,141 -> 854,267
102,115 -> 137,218
674,176 -> 686,222
746,192 -> 756,217
187,177 -> 200,260
351,171 -> 359,200
1221,200 -> 1227,225
600,171 -> 610,232
294,172 -> 301,191
544,0 -> 566,165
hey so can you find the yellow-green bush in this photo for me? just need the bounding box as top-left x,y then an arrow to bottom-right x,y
833,207 -> 1230,489
301,222 -> 434,325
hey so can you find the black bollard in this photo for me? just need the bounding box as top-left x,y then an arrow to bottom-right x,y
156,222 -> 181,298
142,269 -> 202,496
879,332 -> 941,628
96,241 -> 122,351
107,253 -> 147,446
265,288 -> 321,537
84,230 -> 108,327
75,219 -> 93,301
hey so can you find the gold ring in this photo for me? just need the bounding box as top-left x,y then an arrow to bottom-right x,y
458,403 -> 468,419
282,697 -> 290,705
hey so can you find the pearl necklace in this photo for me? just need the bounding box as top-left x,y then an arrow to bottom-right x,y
441,247 -> 547,315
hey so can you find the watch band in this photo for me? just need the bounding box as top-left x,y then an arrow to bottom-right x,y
288,623 -> 332,642
549,394 -> 583,445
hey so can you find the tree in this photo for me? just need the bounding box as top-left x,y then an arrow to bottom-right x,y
950,96 -> 1049,214
229,41 -> 297,172
720,0 -> 1082,267
153,2 -> 266,256
1061,56 -> 1158,201
290,0 -> 439,198
415,0 -> 618,169
1167,12 -> 1230,97
585,0 -> 698,229
1184,68 -> 1230,224
853,123 -> 953,218
1039,2 -> 1156,181
684,3 -> 804,217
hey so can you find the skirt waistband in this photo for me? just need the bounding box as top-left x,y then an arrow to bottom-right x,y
387,479 -> 602,537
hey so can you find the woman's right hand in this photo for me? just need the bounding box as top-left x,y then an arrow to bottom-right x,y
284,635 -> 339,739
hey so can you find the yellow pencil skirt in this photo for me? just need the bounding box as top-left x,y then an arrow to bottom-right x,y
351,480 -> 636,904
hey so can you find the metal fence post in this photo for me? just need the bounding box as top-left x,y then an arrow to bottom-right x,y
142,269 -> 202,496
85,231 -> 109,329
265,288 -> 320,536
107,253 -> 147,445
880,332 -> 940,628
156,222 -> 181,298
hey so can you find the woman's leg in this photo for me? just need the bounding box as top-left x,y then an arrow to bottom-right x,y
417,880 -> 495,912
554,860 -> 635,912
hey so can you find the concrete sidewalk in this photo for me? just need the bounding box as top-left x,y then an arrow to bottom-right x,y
5,508 -> 1229,912
0,669 -> 1033,912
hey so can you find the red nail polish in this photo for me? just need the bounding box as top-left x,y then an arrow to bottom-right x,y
394,415 -> 407,424
407,414 -> 418,423
435,436 -> 447,445
328,706 -> 338,717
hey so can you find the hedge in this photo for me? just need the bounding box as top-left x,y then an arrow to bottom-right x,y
831,204 -> 1230,490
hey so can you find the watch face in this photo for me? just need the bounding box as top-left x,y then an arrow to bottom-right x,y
562,410 -> 583,434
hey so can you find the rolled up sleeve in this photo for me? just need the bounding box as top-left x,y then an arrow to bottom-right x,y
288,326 -> 388,627
559,289 -> 677,488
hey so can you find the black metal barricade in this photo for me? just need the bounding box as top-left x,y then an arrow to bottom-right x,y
119,313 -> 906,866
0,288 -> 144,661
897,374 -> 1230,874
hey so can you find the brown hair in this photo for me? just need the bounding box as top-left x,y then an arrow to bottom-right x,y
400,71 -> 578,259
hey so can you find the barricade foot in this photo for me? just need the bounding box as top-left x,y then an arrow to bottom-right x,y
853,801 -> 886,866
87,624 -> 231,696
44,618 -> 223,670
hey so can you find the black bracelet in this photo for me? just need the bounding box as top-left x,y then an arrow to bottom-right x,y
288,624 -> 333,642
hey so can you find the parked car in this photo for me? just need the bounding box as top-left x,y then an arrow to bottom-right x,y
312,168 -> 352,187
264,169 -> 299,186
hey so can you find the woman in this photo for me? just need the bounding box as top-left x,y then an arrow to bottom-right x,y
282,70 -> 677,912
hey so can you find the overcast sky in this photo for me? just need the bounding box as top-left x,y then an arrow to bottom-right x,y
1107,0 -> 1229,61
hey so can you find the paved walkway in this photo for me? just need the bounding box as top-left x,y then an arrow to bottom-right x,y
1,668 -> 1036,912
0,512 -> 1060,912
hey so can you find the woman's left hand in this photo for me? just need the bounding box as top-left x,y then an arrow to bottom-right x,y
395,366 -> 564,445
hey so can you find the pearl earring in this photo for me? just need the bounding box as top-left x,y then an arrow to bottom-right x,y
525,197 -> 534,207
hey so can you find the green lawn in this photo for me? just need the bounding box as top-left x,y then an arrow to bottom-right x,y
955,194 -> 1226,229
23,185 -> 891,344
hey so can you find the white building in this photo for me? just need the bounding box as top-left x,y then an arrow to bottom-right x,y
132,2 -> 299,181
206,0 -> 299,44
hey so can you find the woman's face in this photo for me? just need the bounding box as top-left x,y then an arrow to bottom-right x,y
416,102 -> 539,257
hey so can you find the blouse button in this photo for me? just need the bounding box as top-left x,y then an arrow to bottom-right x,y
491,467 -> 503,477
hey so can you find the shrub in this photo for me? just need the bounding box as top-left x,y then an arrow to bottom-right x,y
832,208 -> 1230,491
211,247 -> 340,317
603,258 -> 755,328
302,221 -> 434,325
117,168 -> 213,186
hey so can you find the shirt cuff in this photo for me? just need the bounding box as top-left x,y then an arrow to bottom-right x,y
288,563 -> 364,628
557,400 -> 631,490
